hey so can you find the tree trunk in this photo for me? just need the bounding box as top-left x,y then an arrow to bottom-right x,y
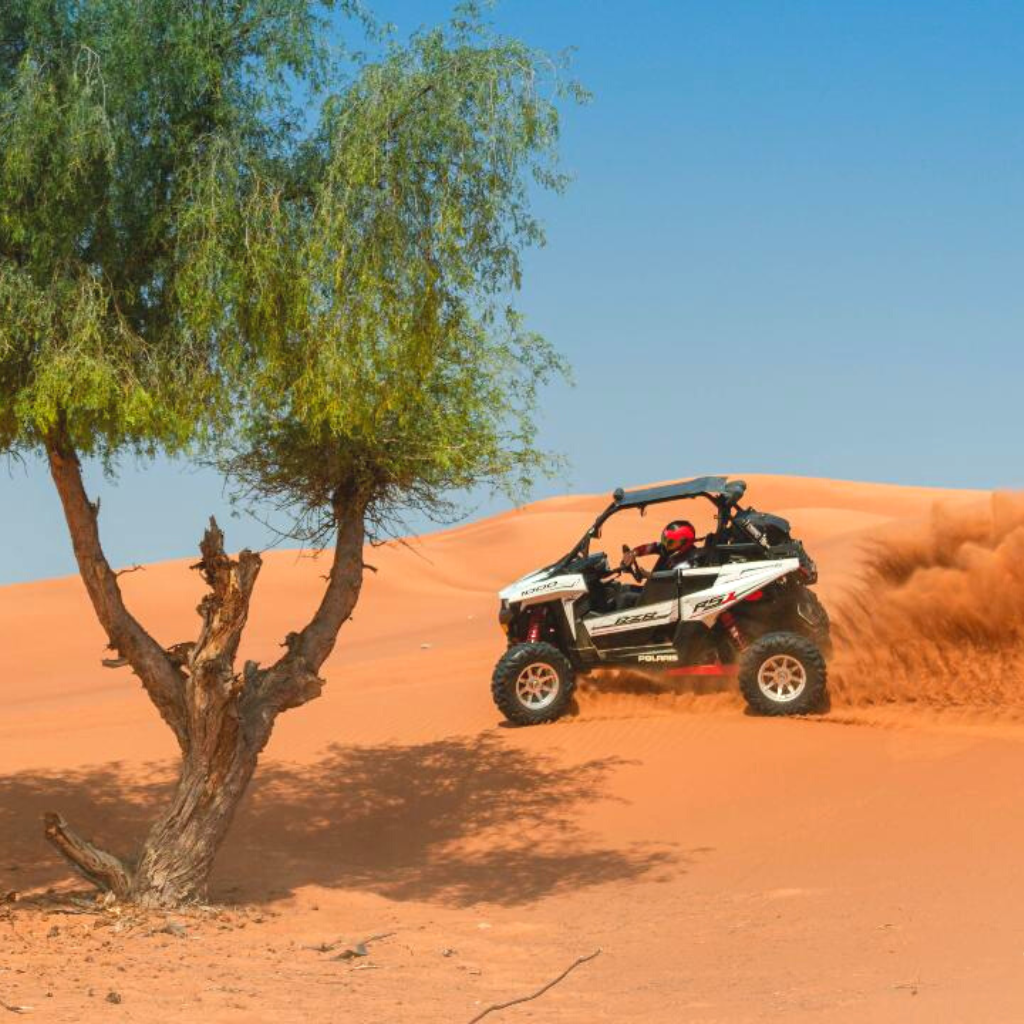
131,747 -> 260,906
42,440 -> 367,907
125,519 -> 267,907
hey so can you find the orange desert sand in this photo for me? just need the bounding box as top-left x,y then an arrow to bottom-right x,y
3,474 -> 1024,1023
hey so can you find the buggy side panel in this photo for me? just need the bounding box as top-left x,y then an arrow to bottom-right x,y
584,599 -> 678,642
680,559 -> 801,622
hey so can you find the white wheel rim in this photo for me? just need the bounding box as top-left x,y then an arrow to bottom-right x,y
515,663 -> 561,710
757,654 -> 808,703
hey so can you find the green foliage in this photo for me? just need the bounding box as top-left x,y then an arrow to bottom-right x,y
0,0 -> 356,455
1,0 -> 581,533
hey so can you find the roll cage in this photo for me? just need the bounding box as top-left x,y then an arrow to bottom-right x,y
556,476 -> 760,570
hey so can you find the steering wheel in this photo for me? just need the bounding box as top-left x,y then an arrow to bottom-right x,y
617,544 -> 644,583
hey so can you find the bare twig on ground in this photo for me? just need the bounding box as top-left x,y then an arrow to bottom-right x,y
305,930 -> 395,955
466,949 -> 602,1024
0,994 -> 33,1014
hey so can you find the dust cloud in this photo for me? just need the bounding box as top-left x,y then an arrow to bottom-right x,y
831,493 -> 1024,711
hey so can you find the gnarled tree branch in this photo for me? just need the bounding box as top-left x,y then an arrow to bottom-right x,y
190,517 -> 262,673
246,492 -> 366,727
276,493 -> 367,673
185,518 -> 262,741
45,436 -> 188,749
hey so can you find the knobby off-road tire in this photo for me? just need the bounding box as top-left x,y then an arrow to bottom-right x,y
492,642 -> 576,726
739,631 -> 827,716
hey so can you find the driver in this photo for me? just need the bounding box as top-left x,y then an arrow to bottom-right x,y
622,520 -> 698,579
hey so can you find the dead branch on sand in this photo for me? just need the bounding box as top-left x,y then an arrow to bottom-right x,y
42,814 -> 133,899
466,948 -> 602,1024
304,931 -> 395,957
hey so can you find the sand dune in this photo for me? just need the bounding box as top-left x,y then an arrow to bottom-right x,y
3,473 -> 1024,1023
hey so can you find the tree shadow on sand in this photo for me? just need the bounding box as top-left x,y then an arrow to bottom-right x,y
0,733 -> 681,907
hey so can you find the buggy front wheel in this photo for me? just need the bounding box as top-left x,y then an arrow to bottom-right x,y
491,642 -> 576,726
738,631 -> 827,716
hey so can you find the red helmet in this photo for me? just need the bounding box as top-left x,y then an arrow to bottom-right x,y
661,520 -> 696,554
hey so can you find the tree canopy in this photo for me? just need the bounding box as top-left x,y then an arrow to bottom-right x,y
0,0 -> 580,531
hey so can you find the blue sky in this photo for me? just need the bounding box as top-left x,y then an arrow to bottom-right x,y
4,0 -> 1024,583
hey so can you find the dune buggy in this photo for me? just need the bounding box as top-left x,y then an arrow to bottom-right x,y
492,476 -> 830,724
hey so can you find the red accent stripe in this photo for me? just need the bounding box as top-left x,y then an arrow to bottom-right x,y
664,664 -> 739,678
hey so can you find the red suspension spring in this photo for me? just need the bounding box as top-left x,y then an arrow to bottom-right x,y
719,610 -> 747,651
525,608 -> 544,643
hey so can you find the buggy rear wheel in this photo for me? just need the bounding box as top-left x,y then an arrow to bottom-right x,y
738,631 -> 827,716
492,642 -> 575,726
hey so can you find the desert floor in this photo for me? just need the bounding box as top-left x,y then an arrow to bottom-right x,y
3,474 -> 1024,1023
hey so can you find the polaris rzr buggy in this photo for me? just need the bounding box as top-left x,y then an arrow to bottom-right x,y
492,476 -> 831,725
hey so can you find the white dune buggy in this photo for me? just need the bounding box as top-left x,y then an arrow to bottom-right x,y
492,476 -> 831,725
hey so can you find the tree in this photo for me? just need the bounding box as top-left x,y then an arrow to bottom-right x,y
0,0 -> 579,907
